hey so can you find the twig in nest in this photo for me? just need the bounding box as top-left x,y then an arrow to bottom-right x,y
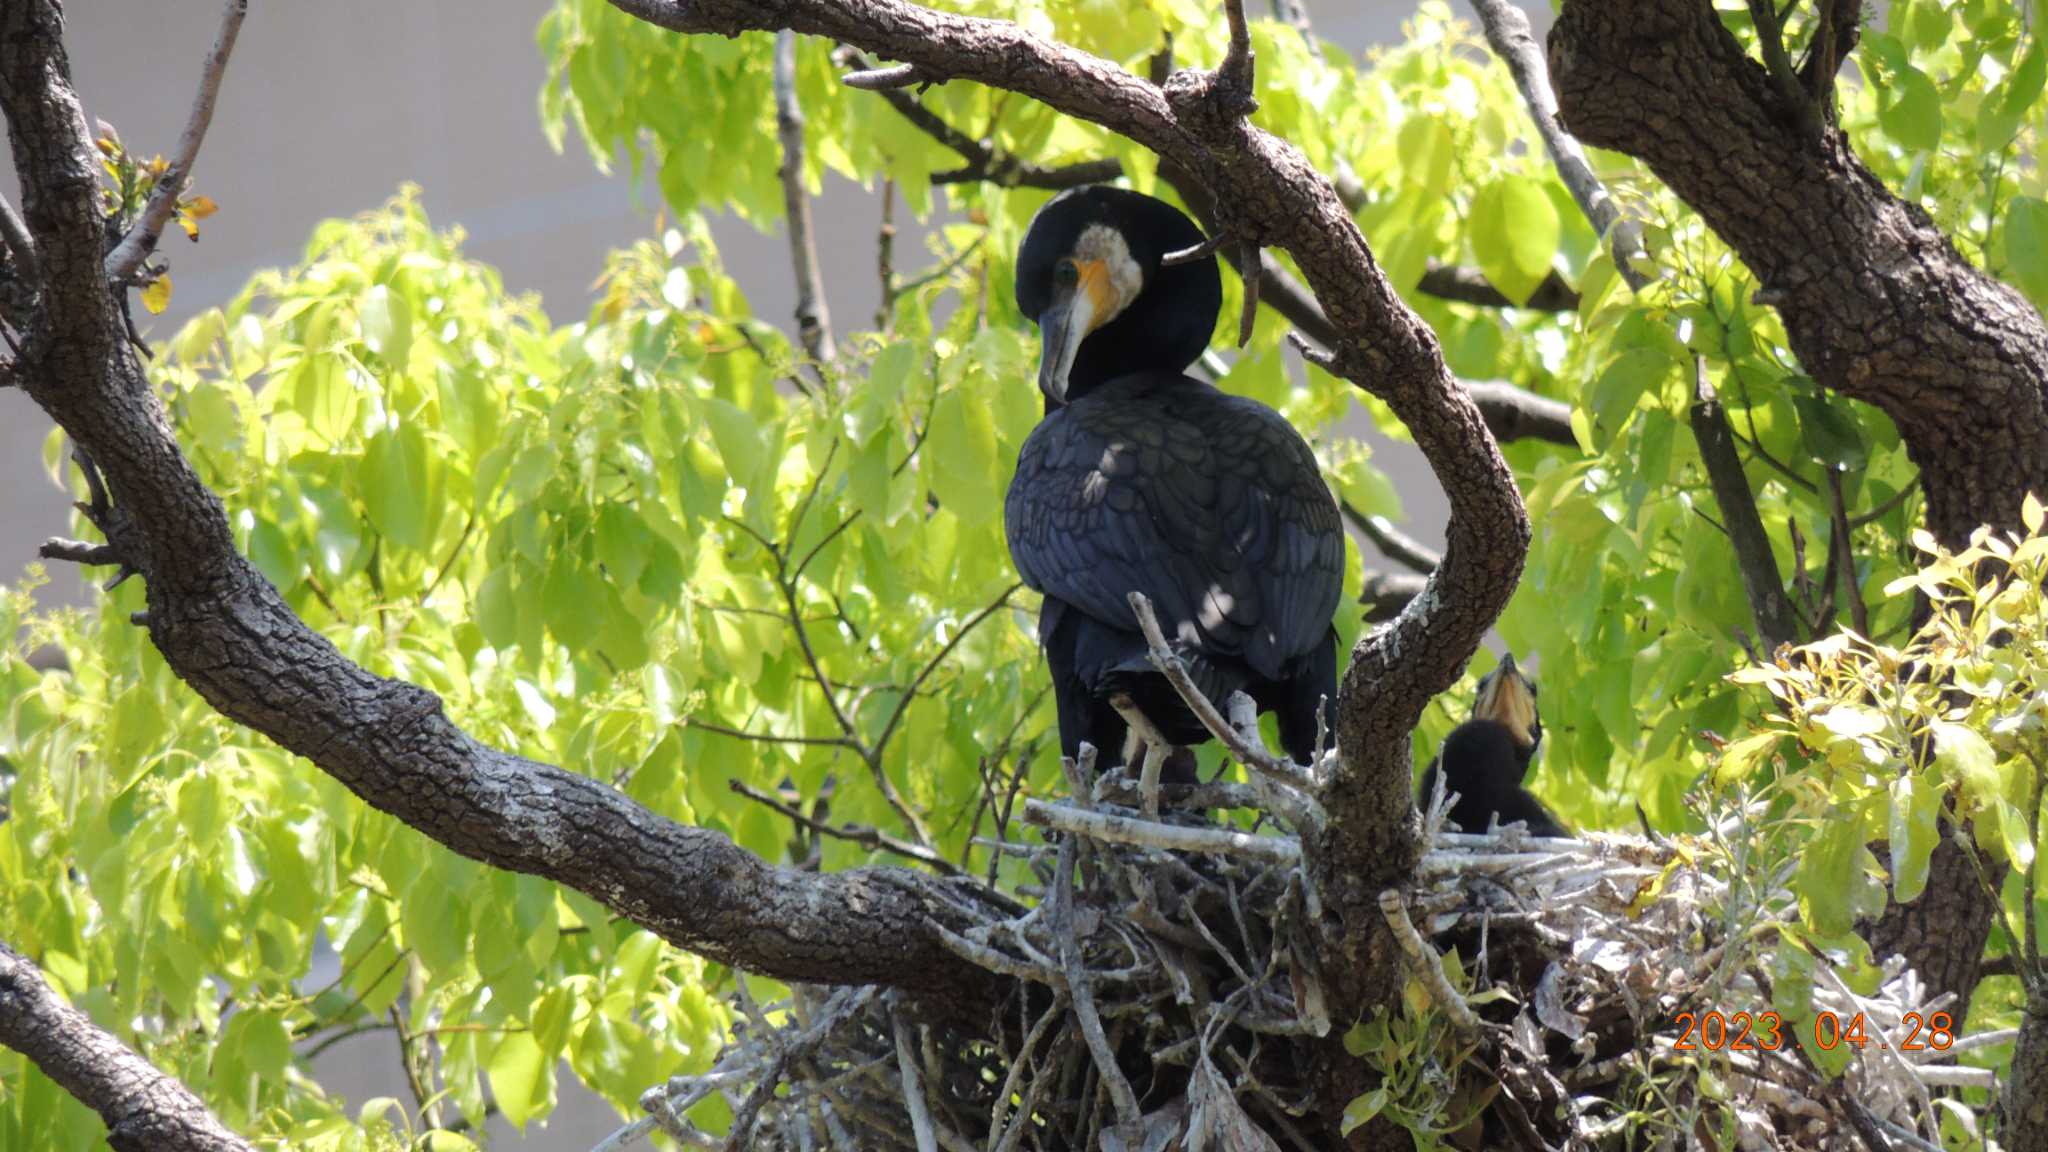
1022,798 -> 1302,865
1378,888 -> 1481,1036
888,999 -> 941,1152
1053,837 -> 1143,1130
1125,592 -> 1316,801
1107,693 -> 1171,817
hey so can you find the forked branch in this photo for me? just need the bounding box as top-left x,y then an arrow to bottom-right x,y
103,0 -> 247,283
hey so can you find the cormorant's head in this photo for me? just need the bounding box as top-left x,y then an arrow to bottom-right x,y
1015,186 -> 1222,405
1473,653 -> 1542,754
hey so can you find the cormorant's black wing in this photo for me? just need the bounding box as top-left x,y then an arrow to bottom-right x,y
1004,372 -> 1343,679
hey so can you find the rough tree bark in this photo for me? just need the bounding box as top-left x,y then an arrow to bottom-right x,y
0,942 -> 253,1152
1552,0 -> 2048,1017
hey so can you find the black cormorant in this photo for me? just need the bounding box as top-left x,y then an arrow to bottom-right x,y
1003,186 -> 1344,771
1420,654 -> 1568,837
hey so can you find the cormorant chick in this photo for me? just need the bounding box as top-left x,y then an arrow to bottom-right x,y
1420,654 -> 1568,837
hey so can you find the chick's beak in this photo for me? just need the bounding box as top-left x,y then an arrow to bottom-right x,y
1036,259 -> 1113,405
1476,652 -> 1540,749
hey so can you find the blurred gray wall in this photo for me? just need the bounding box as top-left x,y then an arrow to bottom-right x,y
2,1 -> 1543,1145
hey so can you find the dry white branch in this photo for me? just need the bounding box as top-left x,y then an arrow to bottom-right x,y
1377,888 -> 1481,1036
1022,799 -> 1301,865
104,0 -> 247,283
1125,592 -> 1317,806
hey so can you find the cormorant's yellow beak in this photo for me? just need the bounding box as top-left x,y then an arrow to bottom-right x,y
1036,258 -> 1115,405
1474,652 -> 1541,750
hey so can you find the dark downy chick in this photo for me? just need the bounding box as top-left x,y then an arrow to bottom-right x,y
1420,654 -> 1568,837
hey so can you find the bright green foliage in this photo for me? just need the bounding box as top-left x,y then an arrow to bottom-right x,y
4,0 -> 2048,1144
1730,504 -> 2048,968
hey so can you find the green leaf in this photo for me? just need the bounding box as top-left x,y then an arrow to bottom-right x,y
1981,43 -> 2046,152
1341,1088 -> 1388,1136
695,394 -> 765,487
361,424 -> 436,552
359,283 -> 413,371
1878,64 -> 1942,151
1932,721 -> 2001,809
542,558 -> 604,649
1791,387 -> 1868,470
477,565 -> 518,649
1888,772 -> 1939,904
1798,817 -> 1864,936
1469,174 -> 1561,306
925,389 -> 998,526
486,1030 -> 553,1130
2005,196 -> 2048,308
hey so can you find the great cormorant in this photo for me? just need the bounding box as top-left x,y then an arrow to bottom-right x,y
1420,654 -> 1568,837
1003,186 -> 1344,771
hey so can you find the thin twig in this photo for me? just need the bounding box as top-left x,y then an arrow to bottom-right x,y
0,194 -> 38,291
105,0 -> 248,282
1341,504 -> 1442,575
1690,358 -> 1798,651
731,780 -> 964,876
1126,592 -> 1316,797
843,61 -> 926,90
1377,889 -> 1481,1035
775,30 -> 837,368
1466,0 -> 1647,289
1826,468 -> 1869,635
1053,838 -> 1142,1129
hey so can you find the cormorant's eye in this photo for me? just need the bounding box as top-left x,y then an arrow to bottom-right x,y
1054,260 -> 1080,288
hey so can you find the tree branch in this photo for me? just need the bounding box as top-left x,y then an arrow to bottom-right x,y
1689,358 -> 1799,651
0,940 -> 253,1152
1358,571 -> 1428,623
1415,262 -> 1579,311
1467,0 -> 1646,289
1157,160 -> 1578,448
103,0 -> 247,284
1552,0 -> 2048,1007
774,30 -> 837,366
1341,504 -> 1442,575
1551,0 -> 2048,550
836,47 -> 1126,190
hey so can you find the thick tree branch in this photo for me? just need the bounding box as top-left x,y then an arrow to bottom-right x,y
0,0 -> 1003,1003
774,30 -> 837,366
1158,162 -> 1578,447
0,940 -> 253,1152
103,0 -> 246,284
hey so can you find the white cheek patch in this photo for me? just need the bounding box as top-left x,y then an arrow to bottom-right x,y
1074,224 -> 1144,324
